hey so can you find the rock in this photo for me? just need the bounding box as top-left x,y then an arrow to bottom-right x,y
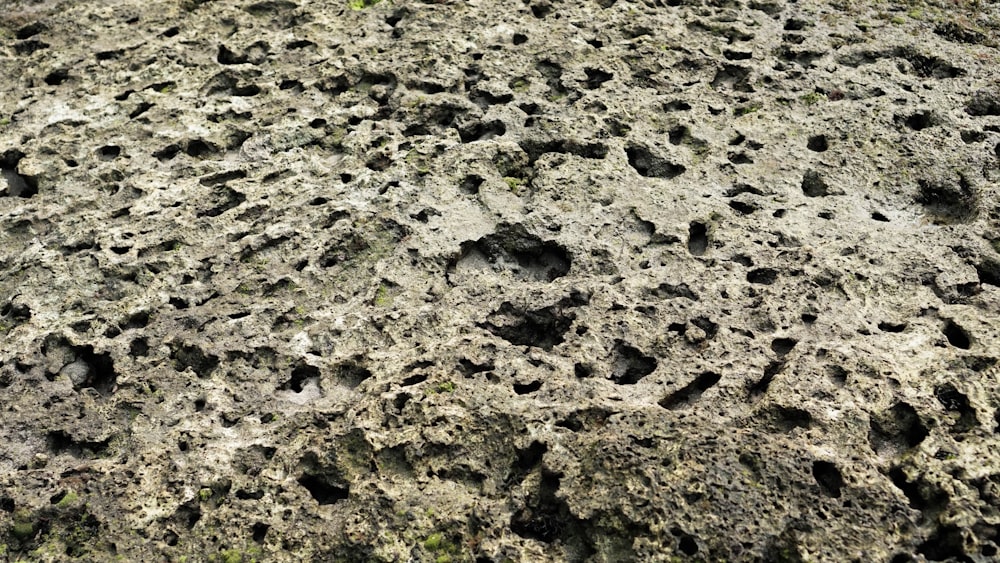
0,0 -> 999,561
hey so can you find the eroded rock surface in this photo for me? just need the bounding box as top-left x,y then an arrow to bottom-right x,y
1,0 -> 999,560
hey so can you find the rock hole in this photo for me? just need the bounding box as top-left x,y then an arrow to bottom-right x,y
186,139 -> 217,158
1,150 -> 37,198
663,100 -> 691,112
129,338 -> 149,357
171,343 -> 219,378
609,342 -> 657,385
801,170 -> 829,197
514,381 -> 542,395
514,441 -> 547,474
46,431 -> 111,458
678,534 -> 699,555
872,211 -> 890,222
480,301 -> 576,351
904,111 -> 933,131
935,383 -> 977,432
807,135 -> 828,152
44,69 -> 69,86
888,467 -> 949,515
459,120 -> 506,143
749,360 -> 783,398
530,3 -> 552,17
459,175 -> 483,195
401,373 -> 427,387
943,321 -> 971,349
583,68 -> 613,89
747,268 -> 778,284
334,360 -> 371,389
251,523 -> 269,543
812,461 -> 845,498
283,364 -> 320,393
687,222 -> 708,256
917,526 -> 969,562
784,18 -> 809,31
16,22 -> 46,40
97,145 -> 121,161
729,200 -> 757,215
513,33 -> 528,45
199,170 -> 246,187
916,174 -> 978,223
869,402 -> 928,455
658,371 -> 720,409
626,144 -> 686,179
770,338 -> 797,357
510,471 -> 582,545
297,474 -> 348,505
451,224 -> 571,282
975,259 -> 1000,288
153,144 -> 181,162
878,321 -> 906,332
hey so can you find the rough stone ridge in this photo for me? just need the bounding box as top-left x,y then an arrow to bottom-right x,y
1,0 -> 999,561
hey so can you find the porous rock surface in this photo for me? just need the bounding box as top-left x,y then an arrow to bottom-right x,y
1,0 -> 1000,560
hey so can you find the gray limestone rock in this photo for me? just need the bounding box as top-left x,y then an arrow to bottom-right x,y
0,0 -> 999,561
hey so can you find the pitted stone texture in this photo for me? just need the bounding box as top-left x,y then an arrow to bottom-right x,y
1,0 -> 999,561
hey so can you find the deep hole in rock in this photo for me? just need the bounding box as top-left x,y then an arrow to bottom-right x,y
648,282 -> 699,301
687,222 -> 708,256
807,135 -> 828,152
583,68 -> 613,89
658,371 -> 720,409
459,120 -> 506,143
46,431 -> 112,458
97,145 -> 121,161
942,321 -> 971,349
904,111 -> 933,131
459,175 -> 484,194
171,343 -> 219,378
514,441 -> 547,475
729,200 -> 757,214
747,268 -> 778,284
801,170 -> 829,197
663,99 -> 691,112
251,523 -> 269,543
1,150 -> 37,198
523,139 -> 609,164
975,259 -> 1000,287
878,321 -> 907,332
334,360 -> 371,388
283,364 -> 320,392
44,69 -> 70,85
16,22 -> 46,40
935,383 -> 977,432
626,144 -> 686,179
770,337 -> 797,357
888,467 -> 950,515
510,471 -> 579,544
480,300 -> 577,351
917,526 -> 968,561
186,139 -> 217,158
452,224 -> 571,282
610,341 -> 657,385
812,460 -> 845,498
749,360 -> 783,398
297,474 -> 348,505
514,381 -> 542,395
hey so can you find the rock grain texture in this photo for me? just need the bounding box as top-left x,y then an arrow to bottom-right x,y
1,0 -> 1000,561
